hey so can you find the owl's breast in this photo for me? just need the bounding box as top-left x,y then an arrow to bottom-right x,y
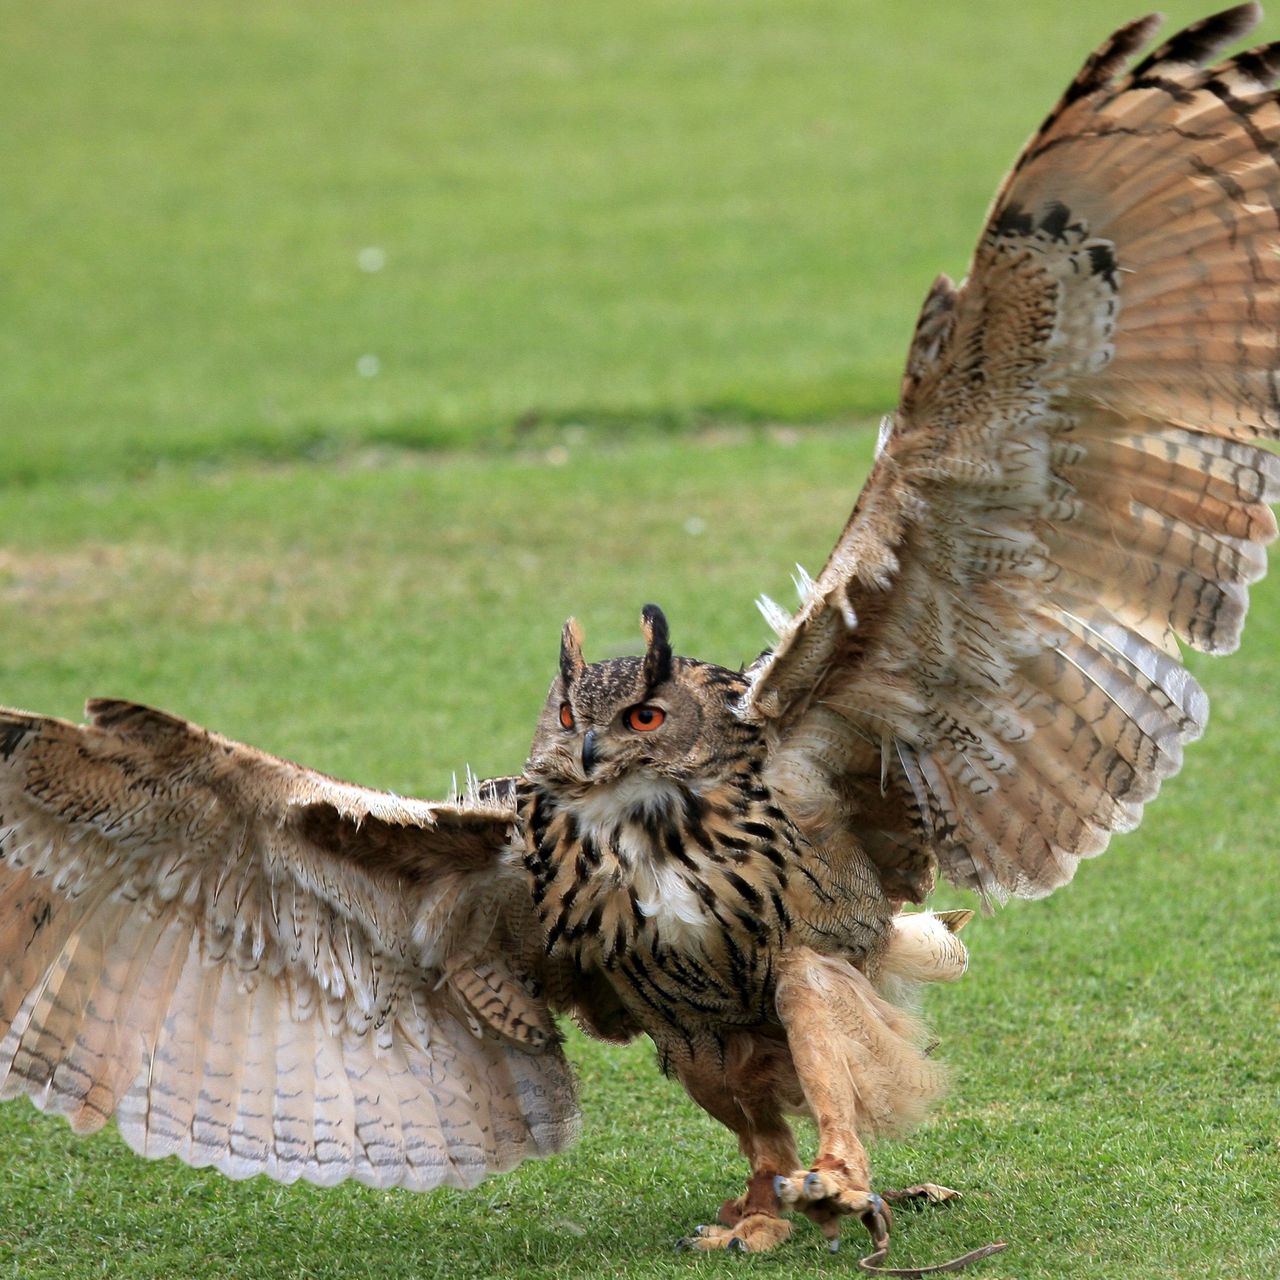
517,771 -> 820,1030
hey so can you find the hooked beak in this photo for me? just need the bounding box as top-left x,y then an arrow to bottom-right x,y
582,728 -> 599,776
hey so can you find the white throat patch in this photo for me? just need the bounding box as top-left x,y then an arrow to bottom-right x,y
571,772 -> 684,831
569,774 -> 712,944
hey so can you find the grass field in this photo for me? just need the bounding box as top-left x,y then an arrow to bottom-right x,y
1,0 -> 1241,479
2,2 -> 1279,1277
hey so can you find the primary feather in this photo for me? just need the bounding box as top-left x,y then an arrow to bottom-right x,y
747,1 -> 1280,905
0,702 -> 578,1189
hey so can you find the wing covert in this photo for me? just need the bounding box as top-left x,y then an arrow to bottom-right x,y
745,5 -> 1280,904
0,699 -> 578,1190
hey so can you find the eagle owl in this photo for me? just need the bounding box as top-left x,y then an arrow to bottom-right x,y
1,6 -> 1278,1271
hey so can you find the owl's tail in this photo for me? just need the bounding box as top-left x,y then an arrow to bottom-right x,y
879,909 -> 972,988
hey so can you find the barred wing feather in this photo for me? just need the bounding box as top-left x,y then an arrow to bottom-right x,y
747,5 -> 1280,904
0,700 -> 577,1190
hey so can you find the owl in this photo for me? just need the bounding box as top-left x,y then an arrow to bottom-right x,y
1,5 -> 1277,1273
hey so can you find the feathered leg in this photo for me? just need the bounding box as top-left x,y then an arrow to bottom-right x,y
672,1035 -> 802,1254
772,946 -> 946,1251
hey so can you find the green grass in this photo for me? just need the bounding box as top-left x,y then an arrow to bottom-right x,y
1,0 -> 1230,480
2,1 -> 1279,1276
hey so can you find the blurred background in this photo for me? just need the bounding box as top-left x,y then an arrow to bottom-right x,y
3,0 -> 1221,480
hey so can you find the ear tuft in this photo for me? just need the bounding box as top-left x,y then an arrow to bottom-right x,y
640,603 -> 672,689
560,618 -> 586,685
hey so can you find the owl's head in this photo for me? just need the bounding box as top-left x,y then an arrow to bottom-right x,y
525,604 -> 749,789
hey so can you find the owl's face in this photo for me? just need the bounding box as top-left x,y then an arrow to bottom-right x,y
524,605 -> 747,791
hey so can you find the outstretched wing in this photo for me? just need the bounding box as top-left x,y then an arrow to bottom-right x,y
0,699 -> 577,1189
746,6 -> 1280,905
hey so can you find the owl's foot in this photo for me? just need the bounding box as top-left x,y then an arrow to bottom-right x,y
773,1163 -> 885,1256
675,1212 -> 792,1253
774,1162 -> 880,1218
775,1170 -> 1007,1274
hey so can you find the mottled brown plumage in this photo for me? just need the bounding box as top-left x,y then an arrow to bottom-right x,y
1,6 -> 1278,1267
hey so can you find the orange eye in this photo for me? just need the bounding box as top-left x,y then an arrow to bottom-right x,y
627,704 -> 665,732
559,702 -> 575,730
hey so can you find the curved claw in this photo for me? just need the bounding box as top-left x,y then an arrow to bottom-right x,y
859,1192 -> 893,1254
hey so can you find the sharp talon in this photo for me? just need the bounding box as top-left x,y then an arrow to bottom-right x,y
860,1200 -> 891,1256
